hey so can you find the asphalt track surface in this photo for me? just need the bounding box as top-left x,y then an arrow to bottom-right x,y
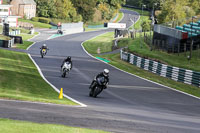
1,9 -> 200,133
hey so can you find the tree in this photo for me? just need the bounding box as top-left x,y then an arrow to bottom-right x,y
189,0 -> 200,14
35,0 -> 56,18
72,0 -> 97,22
141,21 -> 150,36
158,0 -> 188,26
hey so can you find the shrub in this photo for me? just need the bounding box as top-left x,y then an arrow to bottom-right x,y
31,17 -> 39,22
38,17 -> 50,24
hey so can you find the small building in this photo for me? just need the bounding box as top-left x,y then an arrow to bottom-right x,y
0,0 -> 20,27
10,0 -> 36,19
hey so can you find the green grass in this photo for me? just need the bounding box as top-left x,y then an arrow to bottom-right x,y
82,30 -> 200,98
0,49 -> 77,105
0,34 -> 12,40
15,32 -> 39,50
0,118 -> 109,133
19,19 -> 52,29
83,32 -> 114,54
16,41 -> 33,50
125,37 -> 200,72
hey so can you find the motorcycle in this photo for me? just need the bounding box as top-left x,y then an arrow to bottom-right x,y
40,48 -> 47,58
61,62 -> 71,78
89,76 -> 107,98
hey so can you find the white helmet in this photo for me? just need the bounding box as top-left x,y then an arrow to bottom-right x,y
103,69 -> 109,77
43,44 -> 46,47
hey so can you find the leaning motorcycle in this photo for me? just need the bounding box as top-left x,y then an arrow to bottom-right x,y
61,62 -> 71,78
40,48 -> 46,58
89,76 -> 107,98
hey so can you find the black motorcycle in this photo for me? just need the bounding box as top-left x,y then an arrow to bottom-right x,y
89,76 -> 107,98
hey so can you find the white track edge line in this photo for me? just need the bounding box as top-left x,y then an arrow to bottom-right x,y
27,32 -> 41,50
81,34 -> 200,101
28,54 -> 87,107
26,32 -> 87,107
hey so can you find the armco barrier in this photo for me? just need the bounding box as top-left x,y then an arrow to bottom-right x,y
120,49 -> 200,87
9,29 -> 21,36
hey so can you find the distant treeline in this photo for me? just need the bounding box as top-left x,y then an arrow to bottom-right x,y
126,0 -> 200,24
34,0 -> 125,23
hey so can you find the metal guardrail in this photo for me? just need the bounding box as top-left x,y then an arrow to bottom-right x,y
121,49 -> 200,87
9,29 -> 21,36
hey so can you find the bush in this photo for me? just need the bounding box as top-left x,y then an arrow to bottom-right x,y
38,17 -> 50,24
31,17 -> 39,22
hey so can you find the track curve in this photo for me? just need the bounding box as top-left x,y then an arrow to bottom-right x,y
0,9 -> 200,133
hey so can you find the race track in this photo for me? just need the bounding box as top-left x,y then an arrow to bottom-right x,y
0,9 -> 200,133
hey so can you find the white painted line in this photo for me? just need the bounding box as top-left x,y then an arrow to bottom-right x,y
26,31 -> 88,107
81,32 -> 200,101
28,54 -> 87,107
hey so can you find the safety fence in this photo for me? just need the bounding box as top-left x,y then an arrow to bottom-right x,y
120,49 -> 200,87
9,29 -> 20,36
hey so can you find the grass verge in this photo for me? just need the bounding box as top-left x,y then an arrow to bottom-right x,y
83,32 -> 114,54
15,32 -> 39,50
124,37 -> 200,72
0,118 -> 108,133
19,19 -> 52,29
82,31 -> 200,98
0,49 -> 77,105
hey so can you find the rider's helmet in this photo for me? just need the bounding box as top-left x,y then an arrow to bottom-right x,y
103,69 -> 109,77
43,44 -> 46,47
67,56 -> 71,61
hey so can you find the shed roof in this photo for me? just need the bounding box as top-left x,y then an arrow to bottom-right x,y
22,0 -> 36,5
12,0 -> 36,5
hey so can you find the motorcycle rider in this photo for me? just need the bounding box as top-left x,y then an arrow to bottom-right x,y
40,44 -> 49,55
89,69 -> 109,90
61,56 -> 73,70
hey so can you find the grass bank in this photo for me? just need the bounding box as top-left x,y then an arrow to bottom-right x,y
19,19 -> 52,29
0,49 -> 77,105
82,31 -> 200,98
15,32 -> 38,50
126,37 -> 200,72
0,118 -> 108,133
83,32 -> 114,54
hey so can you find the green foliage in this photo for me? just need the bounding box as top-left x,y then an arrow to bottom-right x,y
141,21 -> 150,32
72,0 -> 97,22
38,17 -> 51,24
31,17 -> 39,22
126,0 -> 160,9
35,0 -> 82,22
23,14 -> 27,20
35,0 -> 56,18
158,0 -> 188,25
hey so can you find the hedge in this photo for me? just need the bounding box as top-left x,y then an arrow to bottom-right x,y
31,17 -> 39,22
38,17 -> 51,24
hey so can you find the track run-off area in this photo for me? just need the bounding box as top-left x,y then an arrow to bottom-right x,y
0,9 -> 200,133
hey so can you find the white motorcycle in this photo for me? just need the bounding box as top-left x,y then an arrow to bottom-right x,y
61,62 -> 71,78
